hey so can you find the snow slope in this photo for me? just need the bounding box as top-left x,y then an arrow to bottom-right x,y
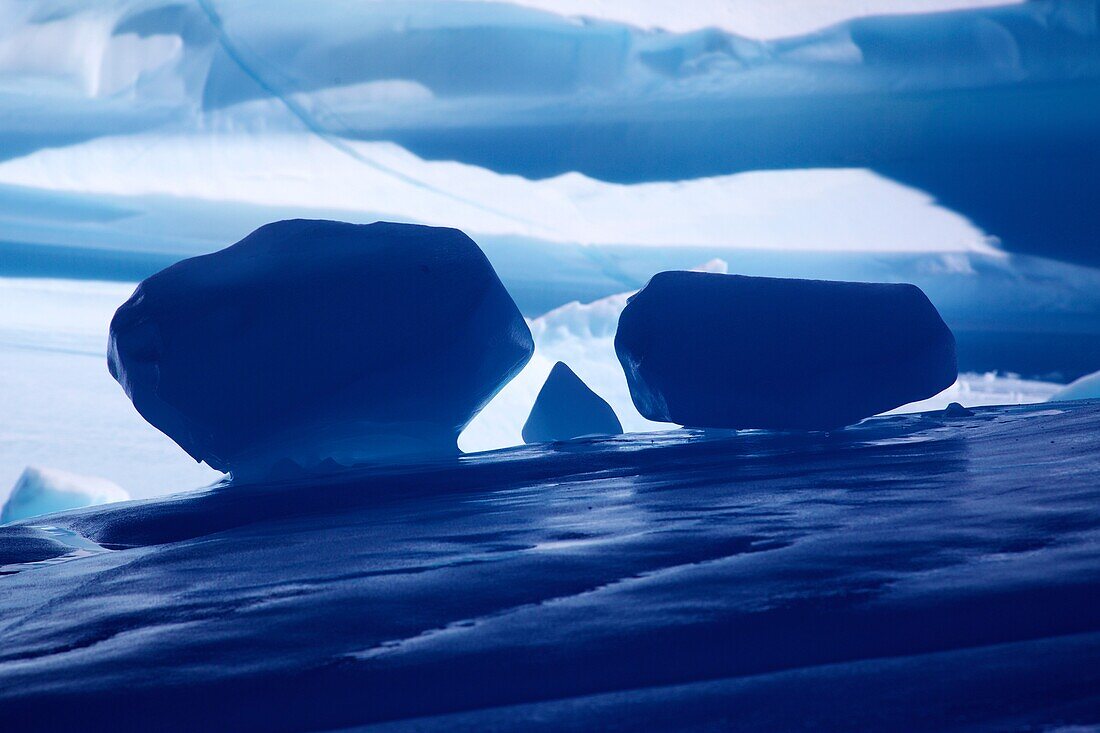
1,400 -> 1098,730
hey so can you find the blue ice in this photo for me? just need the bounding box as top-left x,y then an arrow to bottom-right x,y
522,361 -> 623,444
107,220 -> 533,478
615,271 -> 957,430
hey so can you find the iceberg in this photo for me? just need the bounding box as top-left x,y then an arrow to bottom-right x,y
461,259 -> 729,452
522,362 -> 622,444
1,466 -> 128,524
108,220 -> 533,477
1051,369 -> 1100,402
615,272 -> 957,430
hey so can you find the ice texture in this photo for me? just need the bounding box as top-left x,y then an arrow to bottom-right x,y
107,220 -> 533,477
1,466 -> 128,524
615,272 -> 957,430
1051,369 -> 1100,402
0,526 -> 74,566
521,362 -> 623,444
1,401 -> 1099,730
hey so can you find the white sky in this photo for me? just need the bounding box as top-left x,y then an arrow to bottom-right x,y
467,0 -> 1021,38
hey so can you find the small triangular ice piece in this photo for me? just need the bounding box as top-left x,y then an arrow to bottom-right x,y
522,362 -> 623,444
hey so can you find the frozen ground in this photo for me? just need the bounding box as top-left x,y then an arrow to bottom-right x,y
1,399 -> 1098,730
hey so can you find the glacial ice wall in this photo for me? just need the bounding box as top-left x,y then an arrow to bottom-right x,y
2,0 -> 1098,266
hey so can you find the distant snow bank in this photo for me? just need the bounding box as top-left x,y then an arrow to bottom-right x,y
1,466 -> 128,524
0,277 -> 222,503
0,133 -> 998,254
891,372 -> 1061,414
2,399 -> 1097,731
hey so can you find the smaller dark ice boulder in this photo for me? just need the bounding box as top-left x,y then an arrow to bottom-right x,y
522,362 -> 623,444
614,271 -> 957,431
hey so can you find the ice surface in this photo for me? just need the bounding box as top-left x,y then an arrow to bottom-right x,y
1,466 -> 128,524
0,526 -> 74,567
616,272 -> 957,430
0,401 -> 1098,730
1051,369 -> 1100,402
108,220 -> 533,477
522,362 -> 622,444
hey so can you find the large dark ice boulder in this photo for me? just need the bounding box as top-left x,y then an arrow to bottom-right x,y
108,220 -> 534,477
522,362 -> 623,444
614,271 -> 957,431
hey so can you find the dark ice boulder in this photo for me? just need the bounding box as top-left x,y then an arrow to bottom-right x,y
108,220 -> 534,477
522,362 -> 623,444
615,271 -> 956,431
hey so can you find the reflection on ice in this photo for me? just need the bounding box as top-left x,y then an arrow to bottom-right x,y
0,401 -> 1097,730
